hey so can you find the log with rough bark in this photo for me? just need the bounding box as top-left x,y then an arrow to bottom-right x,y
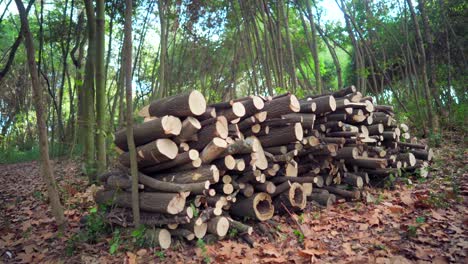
258,123 -> 303,148
207,216 -> 230,237
141,149 -> 199,173
146,90 -> 207,117
95,190 -> 188,215
119,138 -> 178,168
152,165 -> 220,184
262,94 -> 300,118
174,116 -> 202,143
189,116 -> 228,151
273,182 -> 306,213
200,137 -> 228,164
115,115 -> 182,151
230,192 -> 274,221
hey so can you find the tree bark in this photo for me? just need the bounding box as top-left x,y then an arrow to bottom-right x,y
15,0 -> 65,227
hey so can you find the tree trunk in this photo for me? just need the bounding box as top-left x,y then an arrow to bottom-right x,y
95,0 -> 107,174
15,0 -> 65,227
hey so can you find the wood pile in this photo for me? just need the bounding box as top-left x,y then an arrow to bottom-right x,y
95,87 -> 433,248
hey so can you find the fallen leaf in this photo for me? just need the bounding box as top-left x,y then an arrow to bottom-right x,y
136,248 -> 147,256
262,244 -> 281,257
359,223 -> 369,231
342,243 -> 355,256
298,248 -> 328,257
431,210 -> 445,220
400,192 -> 414,207
126,252 -> 137,264
262,256 -> 287,263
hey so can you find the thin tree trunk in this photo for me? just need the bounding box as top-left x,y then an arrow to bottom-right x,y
15,0 -> 65,227
304,0 -> 322,93
95,0 -> 107,173
84,0 -> 97,180
406,0 -> 439,134
156,0 -> 167,99
123,0 -> 140,226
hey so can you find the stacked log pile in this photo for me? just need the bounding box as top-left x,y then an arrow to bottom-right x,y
95,87 -> 433,248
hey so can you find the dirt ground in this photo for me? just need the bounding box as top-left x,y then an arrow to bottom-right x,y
1,131 -> 467,263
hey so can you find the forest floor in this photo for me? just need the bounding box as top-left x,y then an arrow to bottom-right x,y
0,131 -> 467,264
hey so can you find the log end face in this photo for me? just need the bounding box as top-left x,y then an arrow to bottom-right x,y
253,96 -> 265,110
157,139 -> 179,160
158,229 -> 172,249
167,192 -> 188,215
253,193 -> 274,221
194,222 -> 208,238
294,123 -> 304,141
189,90 -> 207,116
162,115 -> 183,136
329,96 -> 337,112
290,95 -> 300,112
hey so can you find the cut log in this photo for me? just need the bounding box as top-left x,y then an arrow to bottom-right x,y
347,157 -> 388,169
410,148 -> 433,161
262,94 -> 300,119
253,181 -> 277,194
258,123 -> 303,148
213,155 -> 236,171
182,220 -> 208,239
310,95 -> 337,114
217,102 -> 246,121
227,218 -> 253,235
342,173 -> 364,189
323,186 -> 360,200
175,116 -> 202,143
273,182 -> 306,213
95,190 -> 187,215
148,90 -> 206,117
189,116 -> 228,151
170,229 -> 195,241
166,158 -> 202,172
307,192 -> 336,207
207,216 -> 230,237
139,173 -> 210,194
230,192 -> 274,221
119,138 -> 178,168
114,115 -> 182,151
200,137 -> 228,164
397,153 -> 417,167
335,147 -> 359,160
141,149 -> 199,173
152,165 -> 219,184
143,228 -> 172,249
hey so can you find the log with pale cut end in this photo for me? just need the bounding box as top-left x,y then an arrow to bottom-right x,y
119,138 -> 178,168
262,94 -> 300,119
217,102 -> 246,121
230,192 -> 274,221
207,216 -> 230,237
273,182 -> 306,214
105,174 -> 143,190
148,90 -> 207,117
143,228 -> 172,249
335,147 -> 359,160
347,157 -> 388,169
138,173 -> 210,194
189,116 -> 228,151
253,181 -> 276,194
310,95 -> 337,114
308,192 -> 336,207
170,229 -> 195,241
299,100 -> 317,113
396,141 -> 427,150
200,137 -> 228,164
342,172 -> 364,189
227,217 -> 253,235
410,148 -> 433,161
182,220 -> 208,239
397,153 -> 417,167
272,180 -> 291,197
175,116 -> 202,143
95,190 -> 187,215
152,164 -> 219,184
241,183 -> 255,198
213,154 -> 236,171
106,208 -> 191,227
167,158 -> 202,172
141,149 -> 199,173
333,85 -> 357,98
114,115 -> 182,151
258,123 -> 303,148
323,186 -> 360,200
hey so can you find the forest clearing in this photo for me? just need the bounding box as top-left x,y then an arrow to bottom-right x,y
0,0 -> 466,263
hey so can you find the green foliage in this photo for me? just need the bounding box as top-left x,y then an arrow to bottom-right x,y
109,229 -> 122,255
196,238 -> 211,263
228,227 -> 238,238
131,225 -> 148,248
293,229 -> 304,244
154,250 -> 166,260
